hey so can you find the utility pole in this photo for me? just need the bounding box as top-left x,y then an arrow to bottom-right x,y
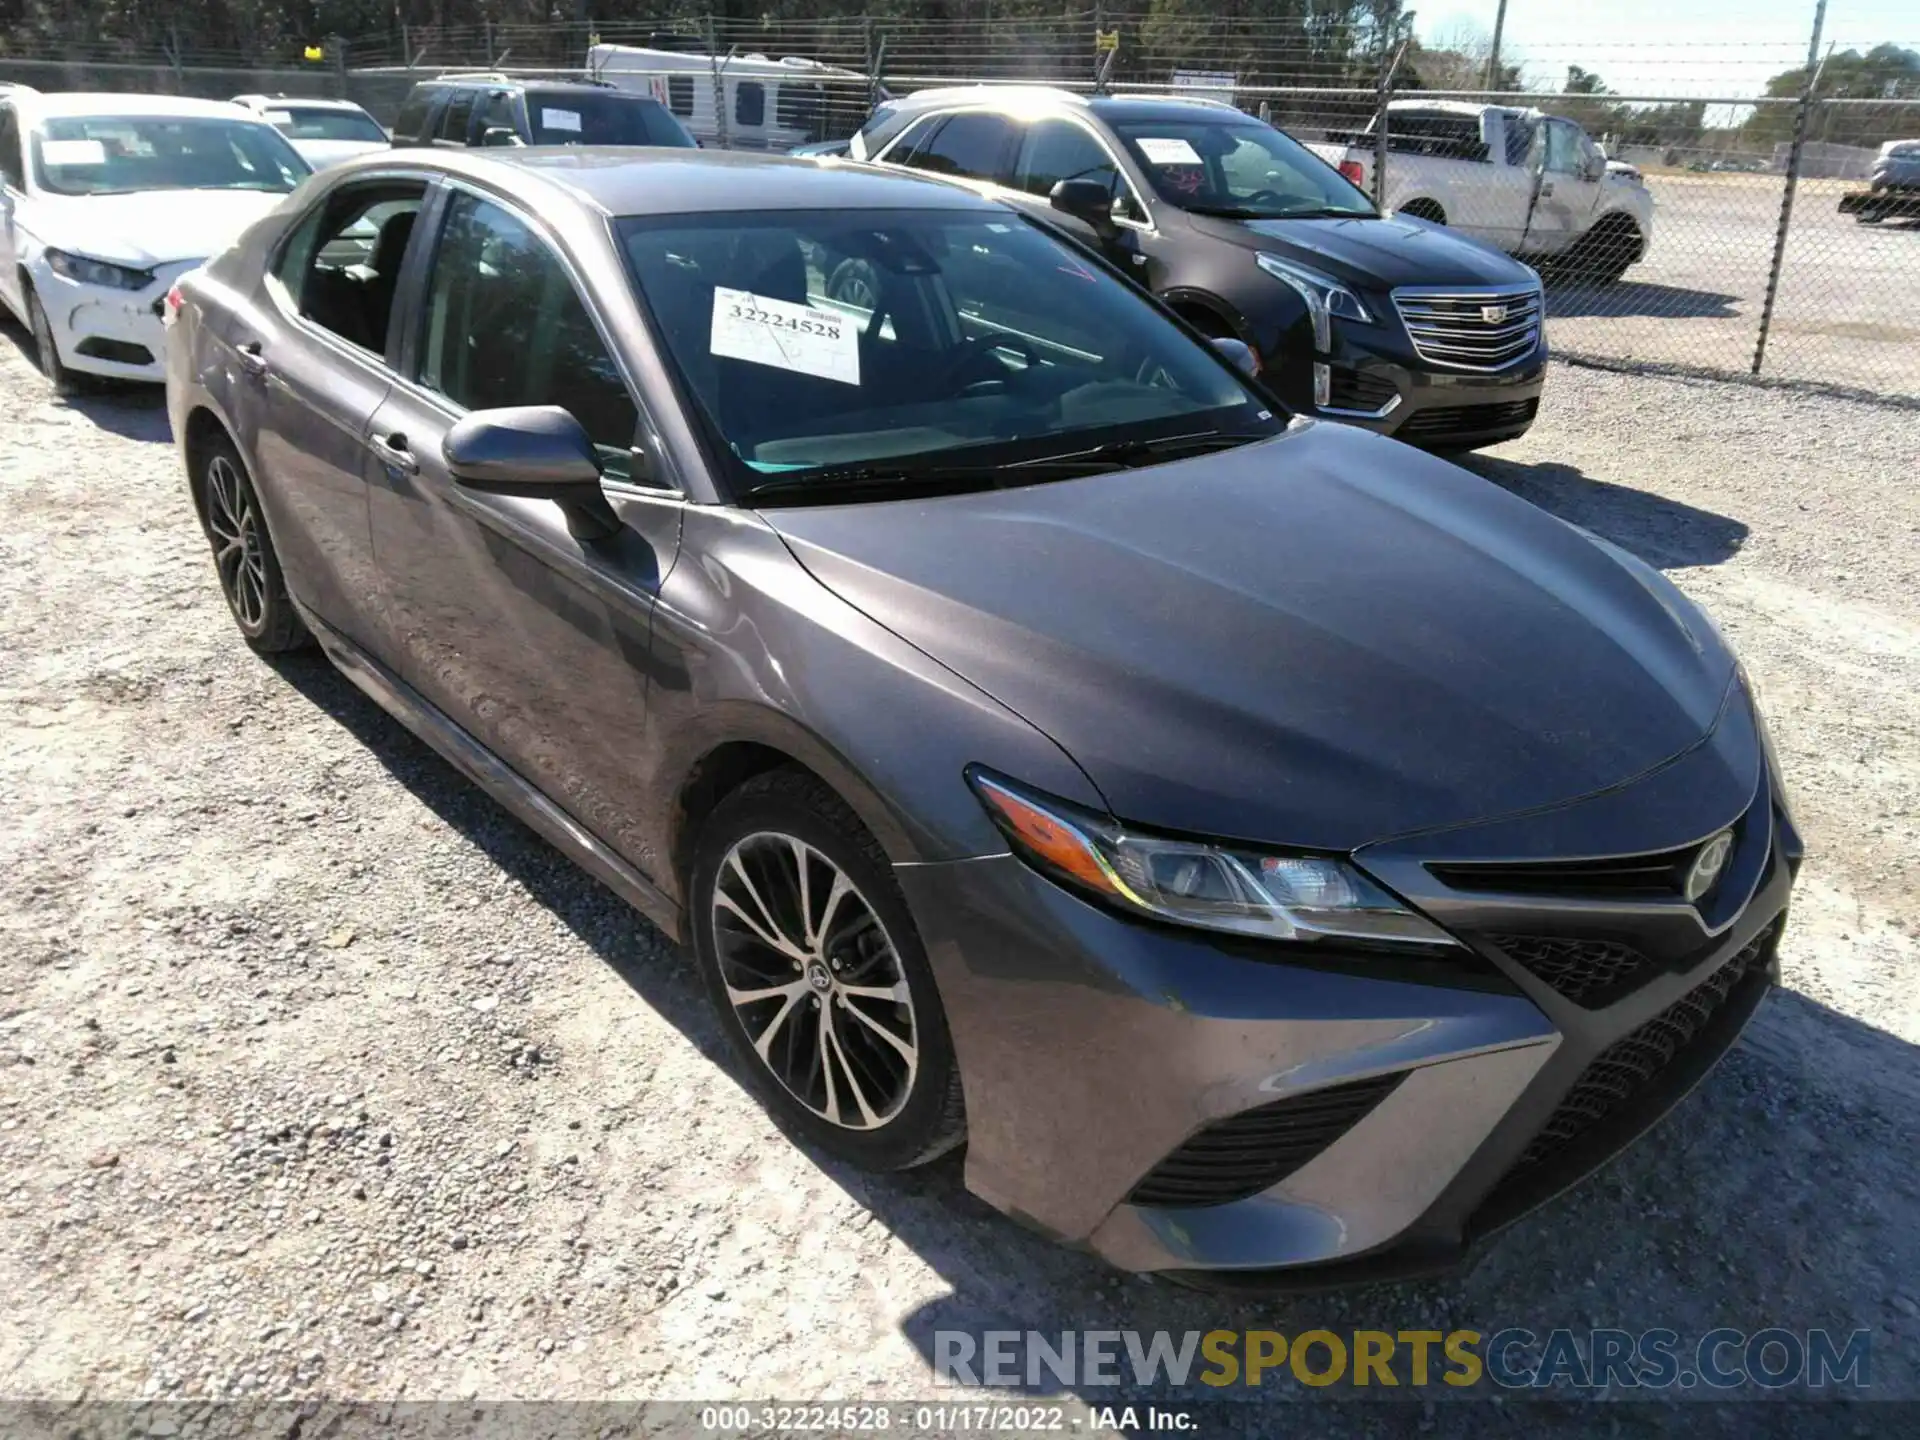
1483,0 -> 1510,91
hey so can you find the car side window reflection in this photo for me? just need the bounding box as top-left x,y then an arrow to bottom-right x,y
417,192 -> 639,481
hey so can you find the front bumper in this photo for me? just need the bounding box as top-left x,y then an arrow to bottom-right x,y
1263,319 -> 1547,451
899,693 -> 1799,1286
32,258 -> 200,382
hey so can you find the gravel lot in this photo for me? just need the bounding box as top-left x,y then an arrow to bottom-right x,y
1,327 -> 1916,1423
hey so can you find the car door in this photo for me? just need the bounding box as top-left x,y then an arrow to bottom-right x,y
0,102 -> 25,321
1522,118 -> 1602,255
225,176 -> 431,642
364,184 -> 682,872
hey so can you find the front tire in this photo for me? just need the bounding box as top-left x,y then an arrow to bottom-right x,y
25,285 -> 77,396
689,768 -> 965,1172
195,435 -> 309,654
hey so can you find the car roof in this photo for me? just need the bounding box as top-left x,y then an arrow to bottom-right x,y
1084,95 -> 1257,123
19,91 -> 282,122
429,76 -> 633,97
878,86 -> 1252,127
235,94 -> 369,112
350,146 -> 1002,217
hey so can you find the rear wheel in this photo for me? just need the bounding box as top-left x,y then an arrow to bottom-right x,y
1398,198 -> 1447,225
25,285 -> 77,396
689,767 -> 965,1172
195,435 -> 310,654
1569,217 -> 1642,284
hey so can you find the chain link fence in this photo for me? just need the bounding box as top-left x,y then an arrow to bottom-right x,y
3,9 -> 1915,399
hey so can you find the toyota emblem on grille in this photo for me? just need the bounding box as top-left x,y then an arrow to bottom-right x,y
1685,830 -> 1735,903
1481,303 -> 1509,324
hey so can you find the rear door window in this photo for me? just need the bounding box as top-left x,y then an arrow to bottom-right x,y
902,112 -> 1016,182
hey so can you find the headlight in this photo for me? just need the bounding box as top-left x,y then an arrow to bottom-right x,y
968,769 -> 1459,950
45,249 -> 155,291
1254,252 -> 1371,352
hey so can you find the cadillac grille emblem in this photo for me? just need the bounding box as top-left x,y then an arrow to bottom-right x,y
1684,830 -> 1735,903
1481,303 -> 1510,324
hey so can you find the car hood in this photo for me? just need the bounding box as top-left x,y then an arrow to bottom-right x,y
1184,211 -> 1537,290
24,189 -> 289,268
290,138 -> 389,170
765,422 -> 1736,851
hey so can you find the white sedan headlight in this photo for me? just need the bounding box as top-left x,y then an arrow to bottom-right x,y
46,248 -> 155,291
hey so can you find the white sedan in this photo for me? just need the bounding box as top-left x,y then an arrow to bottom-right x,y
0,91 -> 310,390
230,94 -> 390,170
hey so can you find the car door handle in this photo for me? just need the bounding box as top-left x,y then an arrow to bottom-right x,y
368,432 -> 420,474
235,340 -> 268,376
1539,181 -> 1555,197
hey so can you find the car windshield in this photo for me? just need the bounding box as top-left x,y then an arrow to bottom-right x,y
1112,118 -> 1376,219
617,207 -> 1280,501
525,91 -> 694,147
269,107 -> 385,143
32,114 -> 310,196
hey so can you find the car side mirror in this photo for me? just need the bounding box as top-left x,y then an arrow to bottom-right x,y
1209,336 -> 1260,379
1050,177 -> 1118,237
1583,156 -> 1605,182
443,405 -> 620,540
479,125 -> 523,148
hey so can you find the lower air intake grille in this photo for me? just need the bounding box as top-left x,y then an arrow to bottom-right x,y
1484,934 -> 1656,1007
1128,1073 -> 1404,1209
1325,367 -> 1400,413
1396,398 -> 1539,442
1509,927 -> 1773,1177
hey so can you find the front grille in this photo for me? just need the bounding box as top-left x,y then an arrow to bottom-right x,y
1128,1073 -> 1404,1209
1430,844 -> 1701,900
1507,926 -> 1773,1177
1325,366 -> 1400,413
1483,934 -> 1656,1007
1396,398 -> 1538,442
1393,287 -> 1542,370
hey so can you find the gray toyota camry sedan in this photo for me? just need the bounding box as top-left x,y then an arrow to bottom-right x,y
166,148 -> 1799,1288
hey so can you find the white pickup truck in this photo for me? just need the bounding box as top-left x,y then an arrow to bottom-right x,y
1308,100 -> 1654,281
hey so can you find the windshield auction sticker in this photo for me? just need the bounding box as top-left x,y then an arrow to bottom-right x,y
710,286 -> 861,387
1135,136 -> 1203,166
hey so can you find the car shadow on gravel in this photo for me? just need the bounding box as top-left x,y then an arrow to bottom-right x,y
0,315 -> 173,442
1542,280 -> 1741,321
1456,455 -> 1749,570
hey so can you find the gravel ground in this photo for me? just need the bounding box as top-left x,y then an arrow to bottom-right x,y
1,329 -> 1917,1425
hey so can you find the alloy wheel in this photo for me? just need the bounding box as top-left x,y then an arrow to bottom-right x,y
205,455 -> 267,630
711,831 -> 919,1131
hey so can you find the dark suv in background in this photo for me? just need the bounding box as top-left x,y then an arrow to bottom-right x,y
392,74 -> 695,151
849,88 -> 1547,449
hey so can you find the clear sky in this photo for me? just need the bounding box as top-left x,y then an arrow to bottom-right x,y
1414,0 -> 1918,99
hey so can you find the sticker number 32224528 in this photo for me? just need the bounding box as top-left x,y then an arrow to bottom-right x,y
709,286 -> 861,387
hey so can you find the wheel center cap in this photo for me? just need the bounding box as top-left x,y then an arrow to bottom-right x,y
805,961 -> 833,993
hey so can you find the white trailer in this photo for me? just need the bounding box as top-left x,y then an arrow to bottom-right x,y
587,44 -> 874,151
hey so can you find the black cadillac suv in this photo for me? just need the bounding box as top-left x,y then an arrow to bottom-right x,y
850,88 -> 1548,449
